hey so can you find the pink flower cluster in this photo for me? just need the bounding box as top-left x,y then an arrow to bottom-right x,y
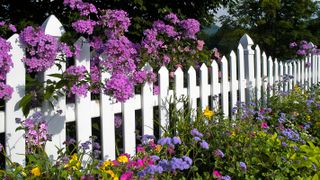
0,82 -> 13,100
18,112 -> 51,153
20,26 -> 59,72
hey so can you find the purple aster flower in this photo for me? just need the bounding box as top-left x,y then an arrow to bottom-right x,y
81,141 -> 91,150
158,159 -> 171,171
239,162 -> 247,171
193,137 -> 201,141
200,140 -> 209,149
172,137 -> 181,145
145,165 -> 163,174
214,149 -> 225,158
190,128 -> 203,137
157,137 -> 172,146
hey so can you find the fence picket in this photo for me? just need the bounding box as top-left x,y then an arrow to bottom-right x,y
273,59 -> 279,91
41,15 -> 66,160
142,63 -> 154,136
254,46 -> 261,101
158,66 -> 169,135
292,61 -> 297,86
268,57 -> 274,96
211,61 -> 220,110
5,34 -> 26,166
221,56 -> 229,117
123,97 -> 136,155
200,64 -> 209,110
74,37 -> 92,154
188,67 -> 197,119
237,44 -> 246,103
297,60 -> 301,85
288,63 -> 293,90
318,55 -> 320,83
230,51 -> 237,110
174,67 -> 184,111
279,61 -> 284,92
284,62 -> 289,91
261,52 -> 268,104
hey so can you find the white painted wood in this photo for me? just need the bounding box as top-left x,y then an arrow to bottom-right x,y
142,63 -> 154,136
240,34 -> 255,103
317,55 -> 320,83
304,57 -> 308,90
284,62 -> 288,92
200,64 -> 209,110
0,111 -> 4,133
314,54 -> 317,83
41,15 -> 66,160
237,44 -> 246,103
211,61 -> 220,110
158,66 -> 169,135
308,55 -> 312,88
41,15 -> 65,37
267,57 -> 273,96
273,59 -> 279,92
288,63 -> 293,90
230,51 -> 237,109
187,66 -> 197,119
74,37 -> 92,152
254,46 -> 261,101
261,52 -> 268,104
297,60 -> 301,84
5,34 -> 26,165
221,56 -> 229,117
100,71 -> 116,160
301,58 -> 305,87
122,97 -> 136,155
292,61 -> 297,86
174,67 -> 184,111
279,61 -> 284,92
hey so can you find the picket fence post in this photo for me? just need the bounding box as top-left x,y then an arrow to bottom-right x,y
142,63 -> 154,136
237,44 -> 246,103
229,51 -> 237,111
254,46 -> 261,102
188,66 -> 197,119
200,64 -> 209,110
158,66 -> 169,135
41,14 -> 67,160
5,34 -> 26,166
211,60 -> 220,110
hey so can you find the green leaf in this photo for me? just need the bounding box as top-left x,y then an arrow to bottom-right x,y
47,73 -> 63,79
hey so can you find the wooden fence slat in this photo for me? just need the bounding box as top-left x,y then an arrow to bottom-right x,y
188,67 -> 197,119
267,57 -> 274,96
284,62 -> 289,92
41,15 -> 66,160
100,71 -> 116,160
279,61 -> 284,92
5,34 -> 26,165
230,51 -> 237,110
142,63 -> 154,136
211,61 -> 220,110
237,44 -> 246,103
288,63 -> 293,90
174,67 -> 184,110
317,55 -> 320,83
297,60 -> 301,85
122,97 -> 136,155
261,52 -> 268,104
254,46 -> 261,101
158,66 -> 169,135
200,64 -> 209,110
221,56 -> 229,117
74,37 -> 92,153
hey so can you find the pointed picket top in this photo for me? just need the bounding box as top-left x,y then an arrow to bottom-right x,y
159,65 -> 169,74
200,63 -> 208,71
221,56 -> 228,64
230,50 -> 236,59
41,15 -> 65,37
237,43 -> 244,52
142,63 -> 153,72
255,45 -> 261,53
174,67 -> 183,76
75,36 -> 87,46
188,66 -> 196,75
240,34 -> 254,49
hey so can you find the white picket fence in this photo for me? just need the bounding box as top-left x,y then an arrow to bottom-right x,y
1,15 -> 320,166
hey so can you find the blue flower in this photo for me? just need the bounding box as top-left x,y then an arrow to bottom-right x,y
172,136 -> 181,145
157,137 -> 172,145
239,162 -> 247,171
200,140 -> 209,149
190,128 -> 203,137
193,137 -> 201,141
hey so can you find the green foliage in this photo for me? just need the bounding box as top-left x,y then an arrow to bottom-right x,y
208,0 -> 320,59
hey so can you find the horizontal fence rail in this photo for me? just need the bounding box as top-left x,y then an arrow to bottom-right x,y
1,15 -> 320,165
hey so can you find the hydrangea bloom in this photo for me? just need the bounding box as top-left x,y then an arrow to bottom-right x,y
20,26 -> 58,72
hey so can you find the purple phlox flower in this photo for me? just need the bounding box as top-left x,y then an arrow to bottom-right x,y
63,137 -> 76,145
289,42 -> 297,48
239,162 -> 247,171
93,142 -> 100,150
190,128 -> 203,137
164,13 -> 180,24
114,115 -> 122,128
8,24 -> 16,32
214,149 -> 225,158
281,141 -> 287,147
200,140 -> 209,149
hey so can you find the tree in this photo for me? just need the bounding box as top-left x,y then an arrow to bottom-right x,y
210,0 -> 319,60
0,0 -> 232,41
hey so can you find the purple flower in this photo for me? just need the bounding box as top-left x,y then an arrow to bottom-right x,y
153,85 -> 160,95
63,137 -> 76,145
179,19 -> 200,39
239,162 -> 247,171
0,82 -> 13,101
120,171 -> 133,180
72,19 -> 96,35
193,137 -> 201,141
289,42 -> 297,48
200,140 -> 209,149
104,73 -> 134,102
157,137 -> 172,146
81,141 -> 91,150
278,113 -> 286,123
0,37 -> 13,81
190,128 -> 203,137
214,149 -> 225,158
222,175 -> 232,180
8,24 -> 16,32
114,115 -> 122,128
145,165 -> 163,174
172,137 -> 181,145
170,157 -> 191,170
165,13 -> 180,24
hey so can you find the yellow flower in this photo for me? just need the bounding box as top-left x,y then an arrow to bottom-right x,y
155,145 -> 162,153
31,167 -> 41,177
101,160 -> 114,169
306,115 -> 311,121
117,155 -> 129,163
102,170 -> 118,180
294,85 -> 302,94
230,131 -> 236,136
64,153 -> 81,171
203,106 -> 214,119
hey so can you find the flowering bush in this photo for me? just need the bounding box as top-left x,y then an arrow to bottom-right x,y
290,40 -> 319,57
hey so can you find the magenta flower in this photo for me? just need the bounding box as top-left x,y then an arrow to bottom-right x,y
213,170 -> 222,178
261,122 -> 268,129
120,171 -> 133,180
